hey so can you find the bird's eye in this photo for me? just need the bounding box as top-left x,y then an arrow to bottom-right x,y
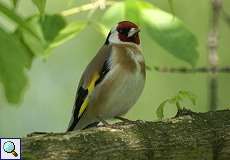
117,28 -> 129,35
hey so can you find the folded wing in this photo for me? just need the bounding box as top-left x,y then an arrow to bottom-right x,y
67,45 -> 112,131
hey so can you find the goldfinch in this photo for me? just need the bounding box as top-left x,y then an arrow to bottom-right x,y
67,21 -> 145,131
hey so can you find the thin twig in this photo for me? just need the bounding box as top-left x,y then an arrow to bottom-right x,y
60,0 -> 115,17
154,66 -> 230,73
208,0 -> 222,111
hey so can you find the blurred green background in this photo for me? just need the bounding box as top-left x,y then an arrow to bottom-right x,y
0,0 -> 230,137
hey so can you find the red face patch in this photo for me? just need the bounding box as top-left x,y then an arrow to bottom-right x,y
117,21 -> 138,29
116,21 -> 140,45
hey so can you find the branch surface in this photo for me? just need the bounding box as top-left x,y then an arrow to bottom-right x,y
22,109 -> 230,160
154,66 -> 230,73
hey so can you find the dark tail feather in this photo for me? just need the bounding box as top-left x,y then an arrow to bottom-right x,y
67,117 -> 79,131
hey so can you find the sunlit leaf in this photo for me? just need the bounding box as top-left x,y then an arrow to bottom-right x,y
168,0 -> 174,15
20,16 -> 45,56
18,15 -> 85,56
48,21 -> 86,49
91,22 -> 109,37
0,2 -> 38,39
139,1 -> 199,66
156,100 -> 168,120
125,0 -> 140,24
156,90 -> 196,119
101,2 -> 125,28
101,1 -> 141,37
11,0 -> 18,9
178,90 -> 196,105
32,0 -> 46,16
0,28 -> 30,103
168,96 -> 179,104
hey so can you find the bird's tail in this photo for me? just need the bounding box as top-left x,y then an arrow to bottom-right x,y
67,116 -> 99,131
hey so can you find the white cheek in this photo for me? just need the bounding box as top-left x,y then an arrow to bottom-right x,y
128,28 -> 136,37
109,31 -> 140,47
109,31 -> 122,44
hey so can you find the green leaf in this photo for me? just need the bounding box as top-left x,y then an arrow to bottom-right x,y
91,22 -> 109,37
102,1 -> 199,66
14,29 -> 34,69
102,0 -> 140,27
168,0 -> 175,15
139,1 -> 199,66
156,100 -> 168,120
32,0 -> 46,16
156,90 -> 196,119
178,90 -> 196,105
48,21 -> 86,49
11,0 -> 18,9
20,15 -> 66,56
0,28 -> 30,103
125,0 -> 140,24
40,14 -> 66,43
18,15 -> 85,56
20,16 -> 45,56
168,96 -> 179,104
101,2 -> 125,28
101,0 -> 142,35
0,2 -> 38,39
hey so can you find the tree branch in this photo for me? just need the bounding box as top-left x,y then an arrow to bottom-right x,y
22,109 -> 230,160
60,0 -> 115,17
154,66 -> 230,73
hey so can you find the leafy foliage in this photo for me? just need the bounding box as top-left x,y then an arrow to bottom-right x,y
0,28 -> 30,103
156,91 -> 196,120
0,3 -> 37,38
168,0 -> 175,15
32,0 -> 46,16
0,0 -> 199,104
101,2 -> 125,29
11,0 -> 18,9
125,0 -> 140,24
18,15 -> 85,56
41,15 -> 66,42
139,1 -> 199,66
0,2 -> 85,103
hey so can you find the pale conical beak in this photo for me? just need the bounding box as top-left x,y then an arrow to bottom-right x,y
128,28 -> 140,38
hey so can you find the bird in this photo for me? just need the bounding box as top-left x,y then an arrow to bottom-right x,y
67,21 -> 146,131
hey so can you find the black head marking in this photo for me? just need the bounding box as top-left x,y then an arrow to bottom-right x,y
104,31 -> 111,45
117,28 -> 130,36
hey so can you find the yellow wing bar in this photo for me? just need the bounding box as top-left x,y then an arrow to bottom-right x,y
78,74 -> 100,118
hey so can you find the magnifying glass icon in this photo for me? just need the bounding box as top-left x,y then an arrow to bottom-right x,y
3,141 -> 18,157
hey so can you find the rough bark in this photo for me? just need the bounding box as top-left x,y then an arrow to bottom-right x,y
22,109 -> 230,160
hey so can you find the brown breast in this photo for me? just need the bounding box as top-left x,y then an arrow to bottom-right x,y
112,44 -> 145,77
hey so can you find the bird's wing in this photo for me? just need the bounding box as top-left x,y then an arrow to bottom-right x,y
67,45 -> 112,131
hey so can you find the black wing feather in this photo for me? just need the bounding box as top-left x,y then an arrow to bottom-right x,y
67,58 -> 111,131
67,87 -> 88,131
95,59 -> 110,85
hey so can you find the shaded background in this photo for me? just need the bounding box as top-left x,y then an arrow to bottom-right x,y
0,0 -> 230,137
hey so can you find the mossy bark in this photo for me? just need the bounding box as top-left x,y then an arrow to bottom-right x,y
22,109 -> 230,160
